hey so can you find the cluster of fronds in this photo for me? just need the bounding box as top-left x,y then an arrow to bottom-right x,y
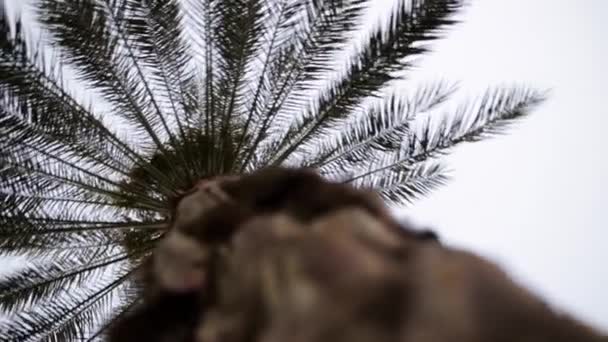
0,0 -> 544,340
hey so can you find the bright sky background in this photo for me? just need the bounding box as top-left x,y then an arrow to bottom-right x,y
2,0 -> 607,332
375,0 -> 608,330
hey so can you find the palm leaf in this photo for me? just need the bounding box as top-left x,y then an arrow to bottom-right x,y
268,0 -> 463,165
1,262 -> 138,342
0,248 -> 137,312
309,80 -> 457,175
346,86 -> 546,183
36,0 -> 188,182
240,0 -> 369,171
357,160 -> 450,205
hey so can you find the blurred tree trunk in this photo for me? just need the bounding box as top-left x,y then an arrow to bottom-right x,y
193,211 -> 607,342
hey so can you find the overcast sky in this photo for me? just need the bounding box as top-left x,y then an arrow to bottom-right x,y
1,0 -> 606,332
378,0 -> 608,330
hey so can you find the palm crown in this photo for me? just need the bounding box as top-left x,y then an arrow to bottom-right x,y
0,0 -> 544,340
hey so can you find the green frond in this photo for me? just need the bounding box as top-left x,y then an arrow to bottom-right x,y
269,0 -> 463,165
0,174 -> 164,253
241,0 -> 369,171
0,209 -> 162,258
346,86 -> 546,186
0,249 -> 135,313
231,0 -> 291,166
0,148 -> 164,216
84,292 -> 142,342
121,0 -> 202,182
357,160 -> 450,205
180,0 -> 222,161
0,6 -> 181,197
309,81 -> 457,174
212,0 -> 268,173
36,0 -> 187,182
1,262 -> 138,342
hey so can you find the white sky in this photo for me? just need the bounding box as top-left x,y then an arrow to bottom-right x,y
1,0 -> 606,333
379,0 -> 608,330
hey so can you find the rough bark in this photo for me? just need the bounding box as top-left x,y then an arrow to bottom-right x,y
108,167 -> 607,342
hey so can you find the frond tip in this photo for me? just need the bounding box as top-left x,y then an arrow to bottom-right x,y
409,86 -> 547,159
344,86 -> 546,185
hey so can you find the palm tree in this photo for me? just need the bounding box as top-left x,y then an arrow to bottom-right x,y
0,0 -> 544,340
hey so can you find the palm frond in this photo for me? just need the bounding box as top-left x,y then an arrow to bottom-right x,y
0,248 -> 136,313
0,199 -> 162,258
0,262 -> 138,342
211,0 -> 267,172
121,0 -> 207,183
36,0 -> 188,183
357,160 -> 450,205
180,0 -> 222,172
240,0 -> 369,171
309,80 -> 457,175
231,0 -> 292,165
0,5 -> 180,197
268,0 -> 463,165
84,291 -> 142,342
346,86 -> 546,183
